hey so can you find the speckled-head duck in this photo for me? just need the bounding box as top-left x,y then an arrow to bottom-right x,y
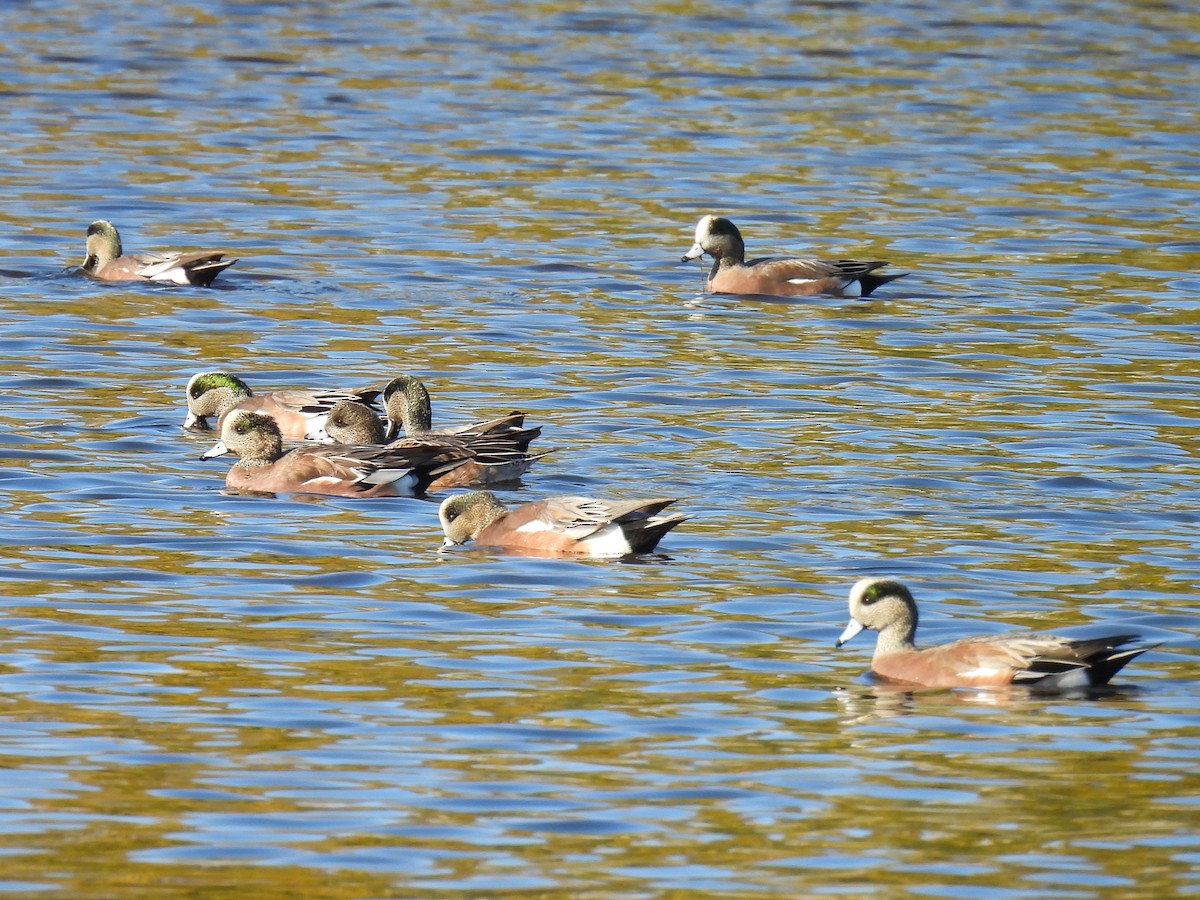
836,577 -> 1156,690
439,491 -> 686,557
200,409 -> 469,498
313,396 -> 551,491
80,220 -> 236,286
183,371 -> 381,440
682,215 -> 905,298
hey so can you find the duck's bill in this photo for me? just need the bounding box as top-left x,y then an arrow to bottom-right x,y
680,242 -> 705,262
836,618 -> 864,647
200,440 -> 230,460
184,412 -> 209,430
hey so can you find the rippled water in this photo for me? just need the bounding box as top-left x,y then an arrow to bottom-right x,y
1,0 -> 1199,896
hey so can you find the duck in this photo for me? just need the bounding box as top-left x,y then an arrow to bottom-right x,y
183,371 -> 381,440
682,214 -> 905,298
379,374 -> 540,448
438,491 -> 686,557
313,399 -> 549,490
836,577 -> 1156,690
200,410 -> 468,498
80,220 -> 236,286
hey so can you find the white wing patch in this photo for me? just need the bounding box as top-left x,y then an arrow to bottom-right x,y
303,476 -> 349,488
514,519 -> 555,534
141,256 -> 191,285
787,275 -> 859,297
956,664 -> 1010,682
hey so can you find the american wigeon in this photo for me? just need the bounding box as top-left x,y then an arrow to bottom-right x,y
183,371 -> 382,440
380,374 -> 540,449
80,220 -> 236,286
314,399 -> 551,491
836,577 -> 1156,690
439,491 -> 687,557
317,400 -> 386,444
681,215 -> 906,298
200,409 -> 468,497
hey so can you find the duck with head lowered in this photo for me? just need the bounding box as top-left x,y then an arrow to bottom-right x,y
80,220 -> 236,286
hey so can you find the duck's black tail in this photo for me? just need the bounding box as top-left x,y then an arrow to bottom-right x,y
859,271 -> 908,298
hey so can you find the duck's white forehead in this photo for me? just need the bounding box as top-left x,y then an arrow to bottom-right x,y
849,576 -> 881,604
695,214 -> 716,240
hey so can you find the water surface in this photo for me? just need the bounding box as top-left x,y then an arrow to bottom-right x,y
1,0 -> 1198,896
